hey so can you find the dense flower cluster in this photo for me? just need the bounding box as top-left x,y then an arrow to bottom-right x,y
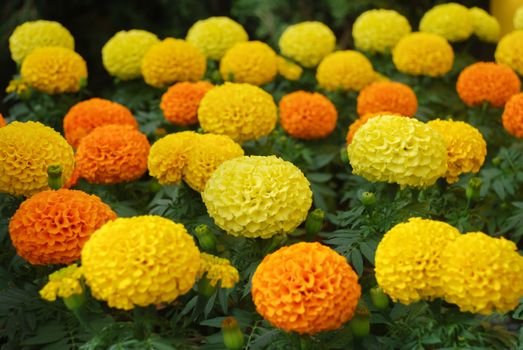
419,3 -> 473,42
316,50 -> 375,91
81,216 -> 201,310
456,62 -> 520,108
220,41 -> 277,85
160,81 -> 213,125
469,7 -> 500,43
277,56 -> 302,81
141,38 -> 206,88
198,83 -> 277,143
75,125 -> 150,184
495,30 -> 523,76
279,91 -> 337,140
102,29 -> 159,80
279,21 -> 336,68
202,156 -> 312,238
39,264 -> 83,301
198,253 -> 239,288
502,92 -> 523,138
252,242 -> 361,334
0,121 -> 74,197
357,81 -> 417,117
186,17 -> 248,60
352,9 -> 411,53
346,112 -> 401,145
63,98 -> 138,148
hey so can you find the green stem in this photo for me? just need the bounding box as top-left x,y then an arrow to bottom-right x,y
71,305 -> 94,333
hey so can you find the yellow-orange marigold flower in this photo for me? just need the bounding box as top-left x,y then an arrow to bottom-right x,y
345,112 -> 402,145
470,7 -> 500,43
198,253 -> 239,288
279,91 -> 337,140
357,81 -> 417,117
39,264 -> 83,301
75,125 -> 150,184
9,189 -> 116,265
252,242 -> 361,334
160,81 -> 213,126
502,92 -> 523,138
419,3 -> 473,42
64,98 -> 138,148
316,50 -> 375,92
495,30 -> 523,76
0,114 -> 6,128
277,56 -> 303,81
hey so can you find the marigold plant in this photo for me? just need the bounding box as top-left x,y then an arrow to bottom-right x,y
419,3 -> 473,42
502,92 -> 523,138
160,81 -> 213,126
495,30 -> 523,76
316,50 -> 375,92
357,81 -> 417,117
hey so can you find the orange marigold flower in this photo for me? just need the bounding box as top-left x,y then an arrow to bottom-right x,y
456,62 -> 520,108
252,242 -> 361,335
63,98 -> 137,148
357,81 -> 418,117
502,92 -> 523,138
0,114 -> 6,127
75,125 -> 150,184
160,81 -> 213,126
9,189 -> 116,265
346,112 -> 401,145
279,91 -> 338,140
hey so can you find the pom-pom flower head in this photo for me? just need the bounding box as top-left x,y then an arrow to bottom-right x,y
357,81 -> 417,117
347,115 -> 447,188
75,125 -> 150,184
346,112 -> 401,145
9,20 -> 74,64
141,38 -> 206,88
186,17 -> 248,60
0,121 -> 74,197
160,81 -> 213,126
352,9 -> 411,54
502,92 -> 523,138
316,50 -> 375,92
220,41 -> 277,86
375,218 -> 460,304
419,3 -> 473,42
279,21 -> 336,68
102,29 -> 159,80
393,32 -> 454,77
279,91 -> 338,140
469,7 -> 500,43
198,83 -> 277,143
277,56 -> 303,81
198,253 -> 239,288
456,62 -> 520,108
9,189 -> 116,265
495,30 -> 523,76
202,156 -> 312,239
441,232 -> 523,315
39,264 -> 83,301
21,47 -> 87,94
81,216 -> 201,310
64,98 -> 138,148
252,242 -> 361,334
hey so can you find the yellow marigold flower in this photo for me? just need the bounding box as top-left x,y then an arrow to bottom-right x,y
347,115 -> 447,188
352,9 -> 411,54
252,242 -> 361,334
277,56 -> 302,81
375,218 -> 460,304
81,216 -> 201,310
198,83 -> 277,143
220,41 -> 277,86
6,78 -> 30,96
39,264 -> 83,301
0,121 -> 74,197
495,30 -> 523,76
9,20 -> 74,64
102,29 -> 159,80
198,253 -> 239,288
186,17 -> 248,60
427,120 -> 486,184
21,47 -> 87,94
441,232 -> 523,315
316,50 -> 375,92
420,3 -> 473,42
141,38 -> 206,88
279,21 -> 336,68
515,6 -> 523,30
202,156 -> 312,239
470,7 -> 501,43
393,32 -> 454,77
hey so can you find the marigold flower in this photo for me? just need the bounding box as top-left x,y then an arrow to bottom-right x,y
279,91 -> 337,140
357,81 -> 417,117
198,253 -> 239,288
420,3 -> 473,42
495,30 -> 523,76
345,112 -> 401,145
21,47 -> 87,94
160,81 -> 213,125
220,41 -> 277,86
0,114 -> 6,128
186,17 -> 248,60
102,29 -> 159,80
515,6 -> 523,30
347,115 -> 447,188
9,20 -> 74,64
316,50 -> 375,92
456,62 -> 520,108
277,56 -> 302,81
63,98 -> 138,148
39,264 -> 83,301
75,125 -> 150,184
198,83 -> 277,143
81,216 -> 201,310
0,121 -> 74,197
6,78 -> 30,97
441,232 -> 523,315
375,218 -> 460,304
352,9 -> 411,54
141,38 -> 206,88
279,21 -> 336,68
502,92 -> 523,138
427,119 -> 486,183
9,189 -> 116,265
252,242 -> 361,334
469,7 -> 500,43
